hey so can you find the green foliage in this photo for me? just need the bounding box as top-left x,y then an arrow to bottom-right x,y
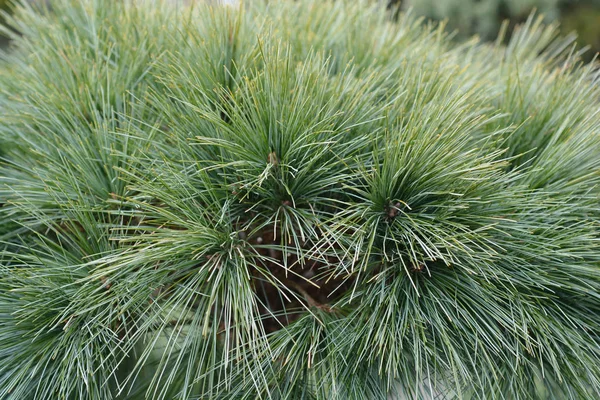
403,0 -> 559,39
395,0 -> 600,61
1,0 -> 600,399
400,0 -> 600,41
0,0 -> 12,44
562,4 -> 600,53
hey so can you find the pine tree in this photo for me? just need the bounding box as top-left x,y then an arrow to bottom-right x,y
1,1 -> 599,399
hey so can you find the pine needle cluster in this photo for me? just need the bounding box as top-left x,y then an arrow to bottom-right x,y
1,1 -> 599,399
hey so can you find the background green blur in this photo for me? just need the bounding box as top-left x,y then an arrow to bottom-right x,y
395,0 -> 600,61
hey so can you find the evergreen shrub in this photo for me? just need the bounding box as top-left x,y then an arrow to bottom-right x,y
1,0 -> 599,399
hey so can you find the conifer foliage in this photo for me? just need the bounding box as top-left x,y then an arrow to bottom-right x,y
1,1 -> 599,399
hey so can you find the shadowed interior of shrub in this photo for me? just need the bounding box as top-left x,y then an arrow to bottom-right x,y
248,226 -> 354,333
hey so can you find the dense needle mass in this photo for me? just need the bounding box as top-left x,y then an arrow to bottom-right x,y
0,1 -> 599,399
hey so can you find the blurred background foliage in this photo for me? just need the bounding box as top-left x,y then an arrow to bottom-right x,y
561,3 -> 600,57
395,0 -> 600,61
0,0 -> 11,47
401,0 -> 560,40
